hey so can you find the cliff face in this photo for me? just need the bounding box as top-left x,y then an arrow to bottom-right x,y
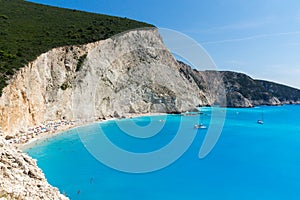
218,71 -> 282,107
178,61 -> 300,107
0,136 -> 68,199
0,28 -> 208,135
257,80 -> 300,104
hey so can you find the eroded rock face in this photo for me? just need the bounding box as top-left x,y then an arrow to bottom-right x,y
0,28 -> 207,135
178,61 -> 300,108
0,136 -> 68,200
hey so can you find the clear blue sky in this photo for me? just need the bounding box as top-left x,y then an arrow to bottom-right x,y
29,0 -> 300,88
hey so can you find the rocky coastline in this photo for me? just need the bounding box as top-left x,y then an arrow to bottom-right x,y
0,136 -> 68,200
1,28 -> 300,199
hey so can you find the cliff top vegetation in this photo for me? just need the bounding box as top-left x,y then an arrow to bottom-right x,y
0,0 -> 153,95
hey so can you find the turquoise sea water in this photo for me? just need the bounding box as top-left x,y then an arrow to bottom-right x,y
26,105 -> 300,200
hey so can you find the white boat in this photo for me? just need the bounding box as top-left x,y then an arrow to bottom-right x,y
194,124 -> 207,129
257,109 -> 264,124
257,120 -> 264,124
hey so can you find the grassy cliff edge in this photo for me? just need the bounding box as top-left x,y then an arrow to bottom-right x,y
0,0 -> 154,95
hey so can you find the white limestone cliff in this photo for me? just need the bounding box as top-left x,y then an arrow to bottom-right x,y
0,28 -> 208,136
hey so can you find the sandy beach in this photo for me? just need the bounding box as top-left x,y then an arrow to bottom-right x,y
7,112 -> 169,151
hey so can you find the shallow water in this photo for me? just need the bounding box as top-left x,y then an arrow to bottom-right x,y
26,105 -> 300,200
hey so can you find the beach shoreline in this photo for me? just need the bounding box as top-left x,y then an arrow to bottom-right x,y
15,112 -> 169,151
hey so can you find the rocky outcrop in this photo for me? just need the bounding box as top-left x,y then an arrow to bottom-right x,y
217,71 -> 282,107
257,80 -> 300,104
178,61 -> 300,107
0,136 -> 68,199
0,28 -> 209,135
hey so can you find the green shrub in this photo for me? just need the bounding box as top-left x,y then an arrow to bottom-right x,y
60,81 -> 71,90
76,54 -> 87,72
0,14 -> 9,20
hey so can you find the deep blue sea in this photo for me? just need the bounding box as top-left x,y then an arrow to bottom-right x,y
26,105 -> 300,200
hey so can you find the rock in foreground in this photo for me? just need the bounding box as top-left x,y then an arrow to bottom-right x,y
0,136 -> 68,199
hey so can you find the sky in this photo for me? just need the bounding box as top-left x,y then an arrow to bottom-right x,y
29,0 -> 300,88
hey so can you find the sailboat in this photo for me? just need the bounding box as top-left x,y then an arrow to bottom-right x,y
257,109 -> 264,124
